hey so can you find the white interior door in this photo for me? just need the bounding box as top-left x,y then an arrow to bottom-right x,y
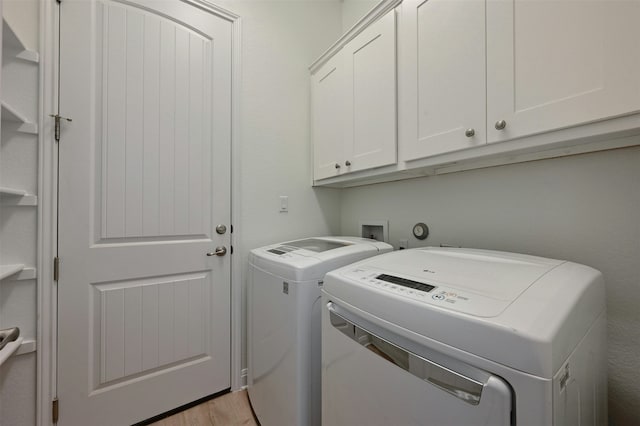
57,0 -> 232,424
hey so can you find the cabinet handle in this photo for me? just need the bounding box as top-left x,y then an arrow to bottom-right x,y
465,128 -> 475,138
495,120 -> 507,130
345,160 -> 352,166
335,163 -> 341,169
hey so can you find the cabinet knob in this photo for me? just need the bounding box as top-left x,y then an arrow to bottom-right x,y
345,160 -> 352,166
465,128 -> 475,138
335,163 -> 341,169
495,120 -> 507,130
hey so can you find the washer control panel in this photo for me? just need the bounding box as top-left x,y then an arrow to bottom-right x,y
344,268 -> 475,308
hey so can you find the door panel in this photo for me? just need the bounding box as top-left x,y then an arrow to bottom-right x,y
312,54 -> 345,180
401,0 -> 486,161
58,0 -> 232,424
343,10 -> 397,173
487,0 -> 640,142
322,301 -> 513,426
99,5 -> 213,239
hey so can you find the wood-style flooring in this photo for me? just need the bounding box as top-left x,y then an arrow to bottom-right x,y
149,390 -> 258,426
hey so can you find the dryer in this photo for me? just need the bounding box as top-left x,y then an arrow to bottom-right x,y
322,247 -> 607,426
248,236 -> 392,426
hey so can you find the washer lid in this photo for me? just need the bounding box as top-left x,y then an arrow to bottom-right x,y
249,236 -> 393,281
323,247 -> 605,377
369,247 -> 563,302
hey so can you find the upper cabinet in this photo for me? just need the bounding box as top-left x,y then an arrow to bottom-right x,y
486,0 -> 640,143
312,54 -> 344,180
342,10 -> 396,174
312,0 -> 640,186
400,0 -> 486,161
312,8 -> 397,181
401,0 -> 640,162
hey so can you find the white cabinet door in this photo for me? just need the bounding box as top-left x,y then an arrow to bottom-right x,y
400,0 -> 486,161
343,10 -> 397,173
487,0 -> 640,143
312,53 -> 345,180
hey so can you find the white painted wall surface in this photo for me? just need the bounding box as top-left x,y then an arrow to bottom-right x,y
339,143 -> 640,425
219,0 -> 343,376
341,0 -> 380,33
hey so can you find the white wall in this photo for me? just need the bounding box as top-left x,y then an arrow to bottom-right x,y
339,143 -> 640,425
341,0 -> 380,32
219,0 -> 343,376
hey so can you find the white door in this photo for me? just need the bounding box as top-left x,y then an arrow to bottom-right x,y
312,53 -> 345,180
343,10 -> 397,173
57,0 -> 232,424
400,0 -> 486,161
487,0 -> 640,143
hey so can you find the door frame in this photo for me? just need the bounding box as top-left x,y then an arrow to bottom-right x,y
37,0 -> 243,423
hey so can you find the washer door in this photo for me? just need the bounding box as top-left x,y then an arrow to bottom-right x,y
322,301 -> 513,426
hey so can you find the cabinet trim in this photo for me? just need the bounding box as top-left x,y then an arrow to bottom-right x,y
309,0 -> 402,74
313,112 -> 640,187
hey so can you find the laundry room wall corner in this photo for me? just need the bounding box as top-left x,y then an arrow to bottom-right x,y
217,0 -> 344,387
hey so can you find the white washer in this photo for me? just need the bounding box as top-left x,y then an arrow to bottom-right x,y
322,247 -> 607,426
248,236 -> 392,426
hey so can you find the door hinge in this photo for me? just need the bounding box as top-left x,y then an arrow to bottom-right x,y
53,257 -> 60,281
52,398 -> 59,423
230,246 -> 234,255
49,114 -> 72,142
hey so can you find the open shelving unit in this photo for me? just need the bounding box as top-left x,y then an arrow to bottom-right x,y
0,3 -> 40,404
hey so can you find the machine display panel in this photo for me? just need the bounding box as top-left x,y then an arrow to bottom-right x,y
267,249 -> 286,255
376,274 -> 436,293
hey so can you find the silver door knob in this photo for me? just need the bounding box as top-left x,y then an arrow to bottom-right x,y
495,120 -> 507,130
335,163 -> 341,169
465,128 -> 475,137
207,247 -> 227,256
215,224 -> 227,235
345,160 -> 351,166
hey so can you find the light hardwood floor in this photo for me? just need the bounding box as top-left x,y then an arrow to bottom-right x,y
149,390 -> 258,426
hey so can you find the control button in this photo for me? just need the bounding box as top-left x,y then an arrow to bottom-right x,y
432,294 -> 445,301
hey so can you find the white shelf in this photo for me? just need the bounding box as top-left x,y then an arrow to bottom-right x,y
2,18 -> 39,63
0,264 -> 36,281
1,100 -> 39,134
0,264 -> 25,280
0,186 -> 38,206
0,337 -> 24,367
15,338 -> 36,356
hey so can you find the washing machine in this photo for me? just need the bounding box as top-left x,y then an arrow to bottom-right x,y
248,236 -> 393,426
322,247 -> 607,426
